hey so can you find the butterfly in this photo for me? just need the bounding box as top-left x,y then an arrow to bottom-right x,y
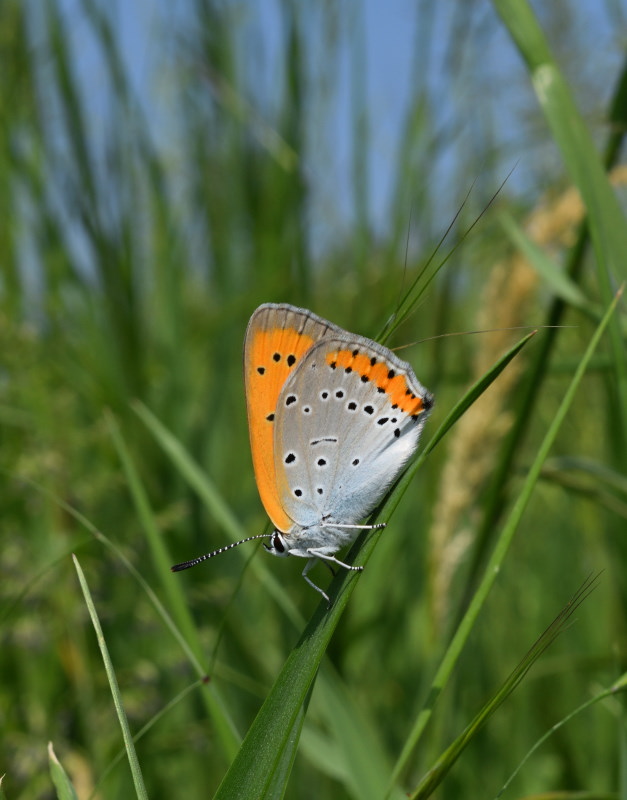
172,303 -> 433,603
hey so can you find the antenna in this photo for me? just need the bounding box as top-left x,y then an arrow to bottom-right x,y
171,533 -> 270,572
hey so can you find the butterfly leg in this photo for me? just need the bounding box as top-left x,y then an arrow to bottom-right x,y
302,558 -> 331,605
302,552 -> 364,606
307,549 -> 364,573
322,521 -> 386,532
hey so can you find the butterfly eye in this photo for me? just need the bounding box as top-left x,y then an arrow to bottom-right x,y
271,532 -> 285,553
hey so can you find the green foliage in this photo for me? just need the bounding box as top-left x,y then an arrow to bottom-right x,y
1,1 -> 626,798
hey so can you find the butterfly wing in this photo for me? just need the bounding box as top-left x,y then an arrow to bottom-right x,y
243,303 -> 342,531
273,334 -> 433,528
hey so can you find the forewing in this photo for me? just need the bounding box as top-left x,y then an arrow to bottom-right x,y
243,303 -> 342,531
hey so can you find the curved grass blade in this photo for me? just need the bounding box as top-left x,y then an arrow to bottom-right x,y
541,457 -> 627,519
132,405 -> 397,799
382,330 -> 536,522
492,0 -> 627,441
72,556 -> 148,800
411,574 -> 600,799
7,523 -> 208,789
105,411 -> 242,759
461,51 -> 627,610
9,472 -> 241,778
543,457 -> 627,497
214,331 -> 535,799
495,669 -> 627,799
131,401 -> 304,628
499,212 -> 595,315
390,287 -> 622,791
48,742 -> 79,800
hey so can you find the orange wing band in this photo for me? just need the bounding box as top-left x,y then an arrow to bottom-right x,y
246,326 -> 316,531
325,349 -> 426,416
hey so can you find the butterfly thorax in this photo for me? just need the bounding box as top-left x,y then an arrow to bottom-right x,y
265,522 -> 358,559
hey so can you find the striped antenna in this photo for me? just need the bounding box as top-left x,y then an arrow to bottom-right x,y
171,533 -> 270,572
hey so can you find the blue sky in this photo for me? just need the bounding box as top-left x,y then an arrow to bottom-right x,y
49,0 -> 626,255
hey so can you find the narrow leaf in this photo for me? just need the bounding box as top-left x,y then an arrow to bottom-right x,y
48,743 -> 79,800
412,575 -> 600,798
105,411 -> 241,759
391,288 -> 622,790
499,212 -> 593,313
72,556 -> 149,800
214,330 -> 534,799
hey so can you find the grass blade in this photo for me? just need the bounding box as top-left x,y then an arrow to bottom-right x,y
412,575 -> 600,798
461,51 -> 627,603
391,287 -> 623,790
213,328 -> 534,798
495,670 -> 627,799
48,742 -> 79,800
499,212 -> 595,315
492,0 -> 627,443
131,401 -> 305,626
105,411 -> 241,760
382,330 -> 536,522
72,555 -> 148,800
133,401 -> 399,798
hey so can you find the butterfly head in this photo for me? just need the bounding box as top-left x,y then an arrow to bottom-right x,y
264,531 -> 290,558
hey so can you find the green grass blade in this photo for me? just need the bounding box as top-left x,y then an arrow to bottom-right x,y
48,742 -> 79,800
313,667 -> 404,800
461,52 -> 627,604
496,674 -> 626,799
212,605 -> 343,799
541,457 -> 627,519
492,0 -> 627,276
18,475 -> 210,679
131,403 -> 247,546
105,411 -> 242,760
72,555 -> 148,800
133,401 -> 399,798
543,457 -> 627,498
492,0 -> 627,444
412,575 -> 599,798
105,411 -> 191,627
391,287 -> 622,790
132,401 -> 305,627
261,683 -> 313,800
13,474 -> 240,795
382,330 -> 536,522
213,329 -> 534,799
499,212 -> 595,315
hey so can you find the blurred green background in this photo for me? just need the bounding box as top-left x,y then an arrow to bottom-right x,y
1,1 -> 626,798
